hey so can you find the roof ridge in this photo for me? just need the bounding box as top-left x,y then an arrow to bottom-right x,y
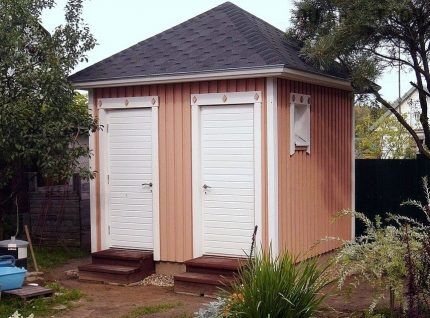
221,3 -> 302,67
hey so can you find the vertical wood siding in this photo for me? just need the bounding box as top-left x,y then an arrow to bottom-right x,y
93,79 -> 267,262
277,79 -> 352,257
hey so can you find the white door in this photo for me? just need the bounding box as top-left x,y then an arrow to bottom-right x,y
200,104 -> 256,256
107,108 -> 153,250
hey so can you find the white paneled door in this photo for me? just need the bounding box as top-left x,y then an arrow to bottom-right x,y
200,104 -> 256,256
107,108 -> 153,250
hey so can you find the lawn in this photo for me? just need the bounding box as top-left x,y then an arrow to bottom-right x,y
28,246 -> 89,271
120,302 -> 184,318
0,282 -> 83,318
0,246 -> 89,318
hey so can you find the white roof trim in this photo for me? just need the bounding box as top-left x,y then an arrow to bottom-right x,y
72,66 -> 352,91
370,86 -> 419,131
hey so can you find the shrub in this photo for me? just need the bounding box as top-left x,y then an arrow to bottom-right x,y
225,248 -> 332,318
334,177 -> 430,316
8,312 -> 33,318
333,211 -> 409,312
194,298 -> 227,318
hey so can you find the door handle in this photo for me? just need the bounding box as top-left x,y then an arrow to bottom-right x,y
142,182 -> 153,187
202,184 -> 211,190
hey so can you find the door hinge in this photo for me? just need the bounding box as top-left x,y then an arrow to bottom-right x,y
106,124 -> 109,133
107,174 -> 110,184
108,225 -> 110,235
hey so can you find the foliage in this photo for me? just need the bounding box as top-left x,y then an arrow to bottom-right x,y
28,246 -> 89,271
224,248 -> 332,318
333,211 -> 410,313
194,298 -> 228,318
355,105 -> 416,159
0,0 -> 97,188
334,177 -> 430,316
287,0 -> 430,158
0,0 -> 97,240
120,302 -> 183,318
398,179 -> 430,316
8,312 -> 34,318
0,282 -> 82,317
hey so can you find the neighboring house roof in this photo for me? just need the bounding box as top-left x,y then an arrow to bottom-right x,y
69,2 -> 348,85
370,86 -> 418,131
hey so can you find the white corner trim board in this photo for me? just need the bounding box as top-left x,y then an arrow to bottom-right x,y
88,89 -> 98,252
151,107 -> 161,260
98,96 -> 159,109
191,90 -> 263,258
351,94 -> 356,241
266,78 -> 279,255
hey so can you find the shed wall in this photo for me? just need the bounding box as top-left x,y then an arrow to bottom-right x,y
277,79 -> 353,257
92,79 -> 267,262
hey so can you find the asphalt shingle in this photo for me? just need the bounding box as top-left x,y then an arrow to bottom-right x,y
69,2 -> 347,83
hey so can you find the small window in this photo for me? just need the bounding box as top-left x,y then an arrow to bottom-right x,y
414,111 -> 420,122
290,93 -> 311,155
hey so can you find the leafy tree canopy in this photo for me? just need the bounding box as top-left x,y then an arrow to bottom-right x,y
0,0 -> 97,188
288,0 -> 430,158
355,105 -> 416,159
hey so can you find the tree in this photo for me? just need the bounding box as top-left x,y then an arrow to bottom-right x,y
0,0 -> 97,237
355,105 -> 416,159
287,0 -> 430,158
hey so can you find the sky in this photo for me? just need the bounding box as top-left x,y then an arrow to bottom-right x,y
41,0 -> 415,102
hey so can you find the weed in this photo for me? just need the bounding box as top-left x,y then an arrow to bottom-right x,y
28,246 -> 88,271
121,302 -> 183,318
0,282 -> 83,317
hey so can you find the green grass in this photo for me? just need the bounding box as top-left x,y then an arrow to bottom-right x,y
120,302 -> 183,318
174,313 -> 193,318
28,246 -> 89,271
0,282 -> 83,317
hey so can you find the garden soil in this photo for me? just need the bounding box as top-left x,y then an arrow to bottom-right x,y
44,256 -> 390,317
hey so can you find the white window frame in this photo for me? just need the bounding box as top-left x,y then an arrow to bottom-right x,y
290,93 -> 311,155
190,91 -> 263,258
97,96 -> 161,260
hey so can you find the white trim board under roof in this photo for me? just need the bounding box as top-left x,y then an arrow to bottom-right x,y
72,66 -> 351,91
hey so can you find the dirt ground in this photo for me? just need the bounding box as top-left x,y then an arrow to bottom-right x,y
42,257 -> 389,318
44,257 -> 207,318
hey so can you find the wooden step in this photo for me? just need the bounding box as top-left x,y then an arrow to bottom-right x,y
79,263 -> 141,274
174,272 -> 235,297
91,248 -> 153,267
185,256 -> 247,276
78,248 -> 155,285
78,263 -> 150,285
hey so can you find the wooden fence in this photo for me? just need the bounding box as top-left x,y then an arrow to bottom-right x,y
24,173 -> 90,250
355,158 -> 430,236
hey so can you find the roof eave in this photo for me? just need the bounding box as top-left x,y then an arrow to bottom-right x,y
71,66 -> 352,91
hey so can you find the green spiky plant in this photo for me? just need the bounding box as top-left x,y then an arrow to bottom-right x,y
225,247 -> 333,318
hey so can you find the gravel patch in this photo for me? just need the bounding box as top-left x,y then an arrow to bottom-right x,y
138,274 -> 174,287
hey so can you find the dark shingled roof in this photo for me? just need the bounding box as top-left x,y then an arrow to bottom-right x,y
69,2 -> 348,83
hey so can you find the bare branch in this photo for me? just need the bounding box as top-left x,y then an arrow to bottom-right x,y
364,48 -> 417,70
370,87 -> 430,159
410,82 -> 430,99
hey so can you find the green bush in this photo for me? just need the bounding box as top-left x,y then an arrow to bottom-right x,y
226,248 -> 332,318
333,177 -> 430,316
